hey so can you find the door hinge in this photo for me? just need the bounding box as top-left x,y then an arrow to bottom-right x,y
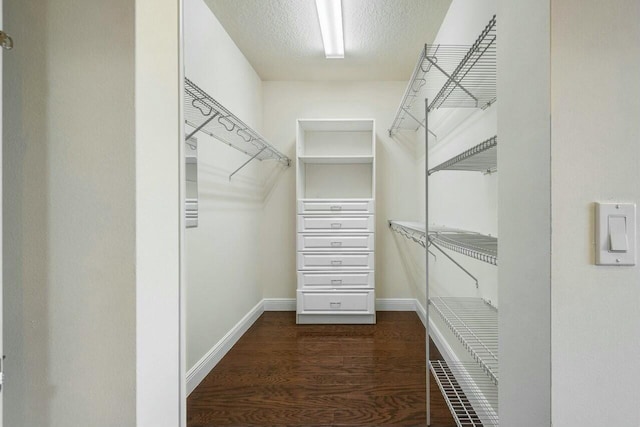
0,355 -> 5,392
1,30 -> 14,50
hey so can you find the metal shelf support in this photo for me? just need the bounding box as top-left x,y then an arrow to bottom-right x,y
184,78 -> 291,179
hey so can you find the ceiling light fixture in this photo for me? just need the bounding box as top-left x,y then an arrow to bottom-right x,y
315,0 -> 344,59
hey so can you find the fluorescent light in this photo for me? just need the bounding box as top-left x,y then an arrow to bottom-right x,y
315,0 -> 344,59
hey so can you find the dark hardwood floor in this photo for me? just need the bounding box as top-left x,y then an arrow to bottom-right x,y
187,311 -> 455,427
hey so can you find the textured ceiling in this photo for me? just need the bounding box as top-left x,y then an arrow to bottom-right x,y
203,0 -> 452,81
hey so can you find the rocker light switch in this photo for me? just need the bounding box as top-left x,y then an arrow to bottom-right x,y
596,203 -> 636,265
608,216 -> 628,252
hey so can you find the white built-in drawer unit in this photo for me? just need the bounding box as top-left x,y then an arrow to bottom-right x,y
298,215 -> 374,233
298,200 -> 374,214
297,271 -> 374,289
296,119 -> 376,324
297,252 -> 374,270
297,234 -> 374,251
297,290 -> 375,313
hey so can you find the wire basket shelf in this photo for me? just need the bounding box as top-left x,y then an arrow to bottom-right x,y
430,360 -> 499,426
430,227 -> 498,265
430,297 -> 499,385
429,136 -> 497,175
389,220 -> 427,248
389,15 -> 497,136
184,78 -> 290,166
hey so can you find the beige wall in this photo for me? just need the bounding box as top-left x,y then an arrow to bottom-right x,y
260,81 -> 422,301
184,0 -> 267,372
550,1 -> 640,425
3,0 -> 136,425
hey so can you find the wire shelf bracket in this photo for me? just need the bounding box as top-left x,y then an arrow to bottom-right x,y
388,221 -> 480,287
388,15 -> 497,137
184,77 -> 291,180
429,136 -> 497,175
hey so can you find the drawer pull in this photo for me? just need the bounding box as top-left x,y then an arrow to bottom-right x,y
331,279 -> 343,285
330,205 -> 342,211
331,260 -> 343,266
330,302 -> 342,307
330,241 -> 343,247
330,223 -> 342,229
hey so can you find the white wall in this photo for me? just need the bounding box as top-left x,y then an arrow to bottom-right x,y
260,81 -> 422,302
497,0 -> 552,425
136,0 -> 183,425
3,0 -> 137,425
550,1 -> 640,425
184,0 -> 268,371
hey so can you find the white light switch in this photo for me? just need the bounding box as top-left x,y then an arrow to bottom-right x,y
608,216 -> 628,252
596,203 -> 636,265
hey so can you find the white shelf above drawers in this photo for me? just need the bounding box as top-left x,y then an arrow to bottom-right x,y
297,234 -> 375,251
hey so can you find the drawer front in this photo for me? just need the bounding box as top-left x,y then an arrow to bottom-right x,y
297,234 -> 374,251
298,200 -> 374,214
297,253 -> 374,270
298,215 -> 374,233
297,271 -> 374,289
298,291 -> 375,313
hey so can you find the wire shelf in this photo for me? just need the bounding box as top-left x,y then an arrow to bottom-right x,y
388,16 -> 496,136
184,78 -> 290,167
430,297 -> 499,385
389,220 -> 426,248
430,227 -> 497,265
430,360 -> 499,427
429,136 -> 497,175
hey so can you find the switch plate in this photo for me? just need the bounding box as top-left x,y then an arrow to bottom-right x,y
595,202 -> 636,265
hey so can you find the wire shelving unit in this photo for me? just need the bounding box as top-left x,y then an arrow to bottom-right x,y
429,136 -> 497,175
430,360 -> 498,427
388,15 -> 497,136
430,297 -> 499,384
184,78 -> 291,178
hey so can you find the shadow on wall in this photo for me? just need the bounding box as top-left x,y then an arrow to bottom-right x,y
390,231 -> 427,306
4,0 -> 51,424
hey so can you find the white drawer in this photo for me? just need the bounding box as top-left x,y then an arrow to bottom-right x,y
297,290 -> 375,313
297,271 -> 374,289
298,200 -> 374,214
297,234 -> 374,251
297,252 -> 374,270
298,215 -> 374,233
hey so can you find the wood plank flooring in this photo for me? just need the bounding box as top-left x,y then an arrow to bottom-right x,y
187,311 -> 455,427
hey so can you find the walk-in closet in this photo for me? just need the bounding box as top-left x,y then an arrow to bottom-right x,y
183,1 -> 498,425
4,0 -> 640,425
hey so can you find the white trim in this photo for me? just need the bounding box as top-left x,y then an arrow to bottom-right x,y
415,299 -> 427,327
375,298 -> 418,311
428,316 -> 458,362
186,300 -> 264,395
263,298 -> 296,311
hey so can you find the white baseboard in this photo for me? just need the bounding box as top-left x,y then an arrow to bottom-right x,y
186,300 -> 264,395
376,298 -> 419,311
415,299 -> 427,327
263,298 -> 296,311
